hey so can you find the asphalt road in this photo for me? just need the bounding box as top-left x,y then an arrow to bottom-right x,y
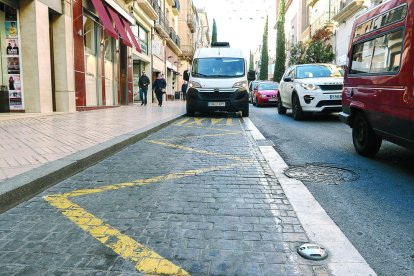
249,105 -> 414,276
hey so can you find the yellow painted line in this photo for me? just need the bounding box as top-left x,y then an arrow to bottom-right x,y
227,118 -> 233,125
58,165 -> 238,198
211,118 -> 224,125
184,117 -> 207,126
176,124 -> 240,133
158,132 -> 241,141
148,140 -> 246,162
176,118 -> 191,125
44,195 -> 189,275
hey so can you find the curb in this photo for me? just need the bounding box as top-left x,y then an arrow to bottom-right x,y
242,117 -> 376,276
0,114 -> 185,213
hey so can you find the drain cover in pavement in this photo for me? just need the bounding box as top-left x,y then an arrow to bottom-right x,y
284,164 -> 359,184
297,243 -> 328,261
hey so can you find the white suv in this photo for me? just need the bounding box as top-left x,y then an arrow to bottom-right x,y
278,64 -> 344,120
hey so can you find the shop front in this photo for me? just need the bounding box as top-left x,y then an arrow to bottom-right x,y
0,1 -> 22,112
73,0 -> 141,110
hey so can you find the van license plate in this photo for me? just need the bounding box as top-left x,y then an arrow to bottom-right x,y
208,102 -> 225,107
330,94 -> 342,100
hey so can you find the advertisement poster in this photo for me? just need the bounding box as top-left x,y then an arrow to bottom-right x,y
5,6 -> 23,111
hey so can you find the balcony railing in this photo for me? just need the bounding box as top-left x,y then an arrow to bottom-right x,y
172,0 -> 180,14
136,0 -> 158,20
179,44 -> 195,58
331,0 -> 365,22
310,12 -> 335,34
154,5 -> 170,38
169,27 -> 180,48
187,14 -> 196,33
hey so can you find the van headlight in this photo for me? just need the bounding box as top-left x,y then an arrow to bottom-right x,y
300,83 -> 320,90
233,81 -> 248,89
189,81 -> 201,88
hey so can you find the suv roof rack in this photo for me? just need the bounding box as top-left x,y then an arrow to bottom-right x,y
211,42 -> 230,47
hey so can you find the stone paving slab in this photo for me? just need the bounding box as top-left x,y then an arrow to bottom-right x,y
0,116 -> 330,275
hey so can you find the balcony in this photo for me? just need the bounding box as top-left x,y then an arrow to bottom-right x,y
301,26 -> 312,42
154,9 -> 170,39
166,0 -> 174,5
332,0 -> 365,22
172,0 -> 180,16
310,12 -> 335,34
187,14 -> 196,33
167,27 -> 182,55
136,0 -> 158,20
179,44 -> 195,60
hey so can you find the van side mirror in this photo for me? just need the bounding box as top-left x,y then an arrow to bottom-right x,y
247,70 -> 256,82
183,70 -> 190,81
283,77 -> 292,82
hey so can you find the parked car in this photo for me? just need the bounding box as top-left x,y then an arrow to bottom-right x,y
278,64 -> 344,120
339,0 -> 414,157
248,81 -> 260,103
252,81 -> 279,107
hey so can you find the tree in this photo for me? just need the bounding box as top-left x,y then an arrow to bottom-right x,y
304,27 -> 335,63
249,51 -> 254,71
289,42 -> 307,66
211,19 -> 217,44
259,16 -> 269,80
274,0 -> 286,82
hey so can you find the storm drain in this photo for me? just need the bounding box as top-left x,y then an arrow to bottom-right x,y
284,164 -> 359,185
297,243 -> 328,261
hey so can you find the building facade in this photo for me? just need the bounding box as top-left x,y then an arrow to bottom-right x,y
0,0 -> 74,113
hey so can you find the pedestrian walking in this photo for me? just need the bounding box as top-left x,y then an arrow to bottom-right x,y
153,72 -> 166,107
181,81 -> 188,101
138,71 -> 150,106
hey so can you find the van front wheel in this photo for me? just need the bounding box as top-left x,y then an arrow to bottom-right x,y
352,112 -> 382,157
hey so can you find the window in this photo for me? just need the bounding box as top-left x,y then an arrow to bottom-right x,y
103,33 -> 113,62
192,58 -> 245,78
296,65 -> 344,79
83,16 -> 96,55
350,29 -> 404,74
132,25 -> 148,55
259,83 -> 279,90
354,4 -> 407,38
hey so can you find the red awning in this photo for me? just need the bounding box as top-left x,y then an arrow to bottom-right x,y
122,18 -> 142,53
90,0 -> 118,39
107,7 -> 132,47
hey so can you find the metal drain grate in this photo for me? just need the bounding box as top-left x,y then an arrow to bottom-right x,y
284,164 -> 359,185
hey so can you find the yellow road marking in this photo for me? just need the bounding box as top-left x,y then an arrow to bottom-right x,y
211,118 -> 224,125
227,118 -> 233,125
159,132 -> 241,142
58,165 -> 236,198
176,124 -> 240,133
185,117 -> 207,126
148,140 -> 246,162
176,118 -> 191,125
44,195 -> 189,275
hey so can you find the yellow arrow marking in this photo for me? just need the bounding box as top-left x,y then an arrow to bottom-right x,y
185,118 -> 206,126
159,132 -> 241,142
211,118 -> 224,125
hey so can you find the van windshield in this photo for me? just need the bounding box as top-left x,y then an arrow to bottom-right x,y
192,58 -> 245,78
296,65 -> 344,79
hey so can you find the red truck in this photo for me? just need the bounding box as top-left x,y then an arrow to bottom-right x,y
339,0 -> 413,156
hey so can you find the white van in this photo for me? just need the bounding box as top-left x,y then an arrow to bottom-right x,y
183,43 -> 249,117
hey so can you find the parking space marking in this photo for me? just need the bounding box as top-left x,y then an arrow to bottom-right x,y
176,117 -> 236,127
42,121 -> 247,274
176,118 -> 192,125
158,132 -> 242,142
44,195 -> 189,275
148,140 -> 247,162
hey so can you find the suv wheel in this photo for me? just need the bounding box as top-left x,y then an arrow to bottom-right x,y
292,93 -> 305,120
186,107 -> 195,117
277,94 -> 287,115
352,112 -> 382,157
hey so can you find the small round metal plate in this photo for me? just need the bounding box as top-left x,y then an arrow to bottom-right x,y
285,164 -> 359,185
297,243 -> 328,261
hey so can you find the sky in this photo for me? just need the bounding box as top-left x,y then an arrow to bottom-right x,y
192,0 -> 276,58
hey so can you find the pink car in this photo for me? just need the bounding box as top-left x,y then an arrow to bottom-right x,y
252,82 -> 279,107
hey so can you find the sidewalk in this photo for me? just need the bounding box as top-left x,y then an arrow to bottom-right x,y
0,102 -> 186,211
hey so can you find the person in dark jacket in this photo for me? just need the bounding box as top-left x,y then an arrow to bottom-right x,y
153,72 -> 166,107
181,81 -> 188,101
138,71 -> 150,106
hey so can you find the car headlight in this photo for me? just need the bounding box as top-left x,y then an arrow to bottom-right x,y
189,81 -> 201,88
233,81 -> 248,89
300,83 -> 320,90
260,94 -> 267,98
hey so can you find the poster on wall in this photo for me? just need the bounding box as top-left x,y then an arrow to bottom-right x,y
5,6 -> 23,111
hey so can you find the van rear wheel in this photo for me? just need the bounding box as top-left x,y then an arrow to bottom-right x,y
352,112 -> 382,157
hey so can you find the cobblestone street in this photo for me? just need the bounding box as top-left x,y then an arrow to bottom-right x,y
0,116 -> 328,275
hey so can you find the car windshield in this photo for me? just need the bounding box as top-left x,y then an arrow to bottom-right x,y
259,83 -> 278,90
192,58 -> 245,78
296,65 -> 344,79
252,82 -> 259,89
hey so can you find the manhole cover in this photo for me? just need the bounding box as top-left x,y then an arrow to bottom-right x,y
284,164 -> 359,184
297,243 -> 328,261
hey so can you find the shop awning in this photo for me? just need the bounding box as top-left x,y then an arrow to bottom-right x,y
90,0 -> 118,39
122,18 -> 142,53
107,7 -> 132,47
